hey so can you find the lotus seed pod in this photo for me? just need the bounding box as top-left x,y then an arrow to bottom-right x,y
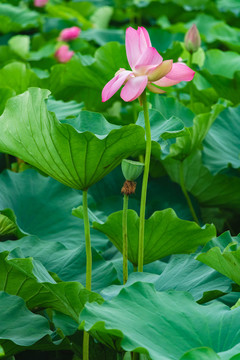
121,159 -> 144,181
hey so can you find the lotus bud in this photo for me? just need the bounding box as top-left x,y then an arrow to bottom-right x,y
59,27 -> 81,42
121,159 -> 144,181
184,24 -> 201,54
54,45 -> 74,63
34,0 -> 48,7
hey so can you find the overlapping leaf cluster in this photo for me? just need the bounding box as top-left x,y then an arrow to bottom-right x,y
0,0 -> 240,359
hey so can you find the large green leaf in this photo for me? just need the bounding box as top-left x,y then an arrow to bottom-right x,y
0,88 -> 145,189
101,253 -> 232,303
216,0 -> 240,15
203,50 -> 240,79
0,208 -> 26,240
0,62 -> 42,95
199,70 -> 240,105
47,97 -> 84,121
80,282 -> 240,359
136,108 -> 186,159
0,88 -> 15,115
0,251 -> 102,322
93,209 -> 215,266
8,35 -> 30,59
81,29 -> 124,45
197,231 -> 240,286
0,238 -> 119,292
150,95 -> 194,128
45,3 -> 93,29
180,347 -> 221,360
0,291 -> 51,346
202,106 -> 240,174
164,150 -> 240,211
0,169 -> 108,250
165,103 -> 226,160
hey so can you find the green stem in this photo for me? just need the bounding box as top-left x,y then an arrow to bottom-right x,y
122,194 -> 129,284
82,189 -> 92,360
138,90 -> 151,272
133,102 -> 138,123
188,53 -> 193,110
179,162 -> 199,225
5,154 -> 10,170
131,353 -> 139,360
83,331 -> 89,360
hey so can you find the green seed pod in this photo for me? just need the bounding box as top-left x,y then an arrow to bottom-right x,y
121,159 -> 144,181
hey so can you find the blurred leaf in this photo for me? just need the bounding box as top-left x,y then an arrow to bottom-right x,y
0,62 -> 43,94
45,3 -> 92,29
8,35 -> 30,59
202,106 -> 240,174
180,347 -> 221,360
0,4 -> 40,34
81,29 -> 124,45
90,6 -> 113,29
216,0 -> 240,16
50,41 -> 129,110
203,50 -> 240,79
200,69 -> 240,105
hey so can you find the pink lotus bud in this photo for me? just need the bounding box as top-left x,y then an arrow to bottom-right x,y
59,27 -> 81,41
54,45 -> 74,63
34,0 -> 48,7
184,24 -> 201,53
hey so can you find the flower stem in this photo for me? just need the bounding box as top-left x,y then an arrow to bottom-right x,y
179,161 -> 199,225
188,53 -> 194,110
131,352 -> 139,360
138,90 -> 151,272
5,154 -> 10,169
122,193 -> 129,284
82,189 -> 92,360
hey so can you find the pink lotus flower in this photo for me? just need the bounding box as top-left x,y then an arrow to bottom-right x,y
54,45 -> 74,63
34,0 -> 48,7
102,27 -> 195,102
59,27 -> 81,42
